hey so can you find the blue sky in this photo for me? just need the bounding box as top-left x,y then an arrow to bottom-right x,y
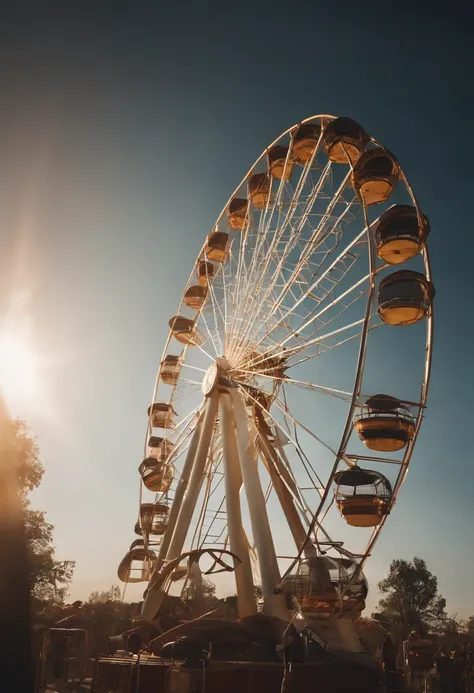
0,2 -> 472,615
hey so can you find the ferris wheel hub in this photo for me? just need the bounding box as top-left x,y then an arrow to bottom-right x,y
202,363 -> 219,396
202,357 -> 232,396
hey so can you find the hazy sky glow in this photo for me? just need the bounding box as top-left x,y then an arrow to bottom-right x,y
0,3 -> 472,615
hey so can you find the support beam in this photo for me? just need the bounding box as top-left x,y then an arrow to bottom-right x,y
155,413 -> 204,568
219,392 -> 257,618
142,396 -> 217,623
231,389 -> 288,620
258,431 -> 315,559
165,392 -> 218,561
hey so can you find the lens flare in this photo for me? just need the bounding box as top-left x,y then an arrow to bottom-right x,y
0,333 -> 38,410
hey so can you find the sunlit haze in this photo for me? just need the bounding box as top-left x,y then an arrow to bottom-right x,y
0,333 -> 38,411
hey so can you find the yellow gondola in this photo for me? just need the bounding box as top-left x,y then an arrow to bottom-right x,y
248,173 -> 271,209
160,354 -> 181,385
147,402 -> 176,429
323,117 -> 368,164
334,467 -> 392,527
375,204 -> 430,265
267,145 -> 294,180
205,231 -> 229,263
292,122 -> 322,162
355,394 -> 416,452
117,547 -> 156,583
378,270 -> 434,326
184,284 -> 208,310
226,197 -> 249,230
139,457 -> 174,493
197,260 -> 215,287
352,148 -> 399,206
139,503 -> 170,536
168,316 -> 205,345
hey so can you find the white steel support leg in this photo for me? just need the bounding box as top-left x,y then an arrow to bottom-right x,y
155,413 -> 204,568
219,392 -> 257,618
165,392 -> 218,561
258,432 -> 315,559
141,402 -> 215,624
231,389 -> 288,620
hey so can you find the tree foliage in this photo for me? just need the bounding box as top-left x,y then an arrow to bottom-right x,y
373,557 -> 447,638
88,585 -> 122,604
2,414 -> 75,608
6,416 -> 43,498
27,509 -> 75,605
181,578 -> 218,614
464,615 -> 474,640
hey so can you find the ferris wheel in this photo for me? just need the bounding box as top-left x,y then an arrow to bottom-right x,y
117,114 -> 433,631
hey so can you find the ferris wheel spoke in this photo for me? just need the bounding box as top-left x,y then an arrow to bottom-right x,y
201,271 -> 228,351
226,228 -> 258,352
242,317 -> 366,372
239,384 -> 350,492
233,238 -> 358,359
241,226 -> 368,358
289,318 -> 384,367
245,147 -> 328,297
170,381 -> 202,402
264,193 -> 360,316
230,165 -> 340,356
272,390 -> 353,468
194,340 -> 220,363
310,287 -> 369,336
233,369 -> 353,402
180,362 -> 207,374
165,423 -> 199,470
229,159 -> 335,356
175,378 -> 202,387
198,302 -> 222,357
164,401 -> 203,442
244,171 -> 356,337
254,279 -> 369,363
275,286 -> 370,358
204,286 -> 226,342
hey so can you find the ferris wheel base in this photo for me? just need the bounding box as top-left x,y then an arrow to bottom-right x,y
168,660 -> 378,693
93,652 -> 379,693
306,616 -> 367,654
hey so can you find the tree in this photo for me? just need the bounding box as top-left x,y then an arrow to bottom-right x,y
27,510 -> 75,606
1,414 -> 75,609
464,615 -> 474,642
88,585 -> 122,604
373,557 -> 447,638
182,578 -> 219,615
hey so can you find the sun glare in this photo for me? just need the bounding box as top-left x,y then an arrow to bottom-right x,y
0,333 -> 38,410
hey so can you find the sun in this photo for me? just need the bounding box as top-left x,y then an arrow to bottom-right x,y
0,333 -> 38,410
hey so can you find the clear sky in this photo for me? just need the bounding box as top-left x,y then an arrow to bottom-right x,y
0,2 -> 472,616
